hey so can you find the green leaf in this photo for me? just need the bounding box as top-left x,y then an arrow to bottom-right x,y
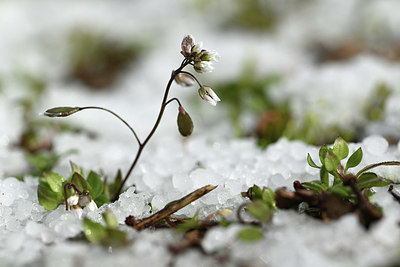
250,185 -> 263,200
307,153 -> 320,168
102,210 -> 119,229
332,171 -> 342,186
319,146 -> 328,165
333,137 -> 349,160
324,150 -> 340,172
101,228 -> 127,247
320,166 -> 329,186
261,187 -> 277,209
357,172 -> 391,190
70,161 -> 84,177
71,172 -> 91,193
44,106 -> 80,117
238,226 -> 263,242
45,172 -> 66,193
177,107 -> 194,137
176,213 -> 200,232
345,148 -> 363,171
327,185 -> 353,198
246,200 -> 273,222
87,171 -> 103,199
302,181 -> 327,193
94,194 -> 110,207
110,169 -> 123,198
37,184 -> 64,210
83,218 -> 107,243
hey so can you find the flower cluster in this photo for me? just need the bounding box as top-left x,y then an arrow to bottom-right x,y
67,190 -> 98,218
181,34 -> 219,73
179,34 -> 221,106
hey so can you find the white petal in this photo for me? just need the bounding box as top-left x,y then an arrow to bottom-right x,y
72,206 -> 83,219
206,88 -> 221,102
204,95 -> 217,106
67,195 -> 79,206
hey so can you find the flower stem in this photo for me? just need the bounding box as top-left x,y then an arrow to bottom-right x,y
165,97 -> 183,107
356,161 -> 400,177
112,59 -> 190,201
179,71 -> 203,87
79,106 -> 142,146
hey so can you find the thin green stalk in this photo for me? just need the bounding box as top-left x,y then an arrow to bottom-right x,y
356,161 -> 400,177
112,59 -> 190,201
79,106 -> 142,146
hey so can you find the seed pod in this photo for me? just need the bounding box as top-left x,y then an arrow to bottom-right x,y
44,107 -> 80,117
177,106 -> 193,137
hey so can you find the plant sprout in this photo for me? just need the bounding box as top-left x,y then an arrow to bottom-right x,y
42,34 -> 220,207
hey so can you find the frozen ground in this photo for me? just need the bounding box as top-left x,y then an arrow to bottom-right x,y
1,0 -> 400,266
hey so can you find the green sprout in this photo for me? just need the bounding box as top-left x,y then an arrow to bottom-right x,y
305,136 -> 396,196
83,210 -> 127,247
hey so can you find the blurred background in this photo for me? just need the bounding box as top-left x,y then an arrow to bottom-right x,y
1,0 -> 400,178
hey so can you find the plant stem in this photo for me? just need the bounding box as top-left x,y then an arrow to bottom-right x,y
165,97 -> 183,107
112,59 -> 190,201
179,71 -> 203,87
78,106 -> 142,146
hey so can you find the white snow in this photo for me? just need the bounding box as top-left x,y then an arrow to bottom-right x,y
1,0 -> 400,266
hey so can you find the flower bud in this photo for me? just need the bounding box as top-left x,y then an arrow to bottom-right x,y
174,73 -> 195,87
181,34 -> 195,57
200,50 -> 220,62
198,86 -> 221,106
44,106 -> 80,117
177,106 -> 194,137
194,61 -> 213,73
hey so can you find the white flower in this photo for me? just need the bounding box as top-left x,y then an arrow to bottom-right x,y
201,50 -> 220,62
67,195 -> 79,206
86,199 -> 98,211
194,61 -> 214,73
198,86 -> 221,106
71,206 -> 83,219
181,34 -> 195,56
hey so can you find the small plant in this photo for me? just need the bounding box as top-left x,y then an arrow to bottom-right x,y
38,162 -> 108,214
241,137 -> 400,229
305,136 -> 395,194
277,137 -> 399,228
39,34 -> 220,212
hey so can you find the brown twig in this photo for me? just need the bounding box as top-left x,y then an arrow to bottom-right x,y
127,185 -> 217,230
343,174 -> 382,228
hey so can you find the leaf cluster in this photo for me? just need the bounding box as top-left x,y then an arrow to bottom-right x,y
305,137 -> 391,199
37,162 -> 113,210
241,185 -> 277,223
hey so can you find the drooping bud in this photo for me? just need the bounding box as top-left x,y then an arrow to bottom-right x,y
44,107 -> 80,117
174,73 -> 195,87
198,86 -> 221,106
181,35 -> 195,57
78,190 -> 92,207
177,106 -> 194,137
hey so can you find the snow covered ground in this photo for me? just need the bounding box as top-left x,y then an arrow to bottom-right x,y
1,0 -> 400,266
